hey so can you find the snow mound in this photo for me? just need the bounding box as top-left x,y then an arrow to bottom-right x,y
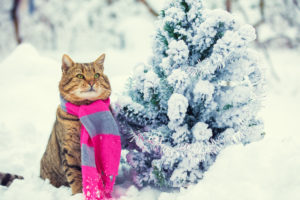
0,44 -> 300,199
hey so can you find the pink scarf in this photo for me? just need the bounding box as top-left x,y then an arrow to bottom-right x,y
61,97 -> 121,199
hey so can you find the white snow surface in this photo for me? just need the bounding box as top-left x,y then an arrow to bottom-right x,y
0,43 -> 299,200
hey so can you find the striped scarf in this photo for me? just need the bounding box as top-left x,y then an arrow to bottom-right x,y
61,97 -> 121,200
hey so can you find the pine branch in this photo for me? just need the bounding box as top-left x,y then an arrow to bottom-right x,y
137,0 -> 159,17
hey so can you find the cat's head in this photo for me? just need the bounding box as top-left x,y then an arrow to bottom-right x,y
59,54 -> 111,105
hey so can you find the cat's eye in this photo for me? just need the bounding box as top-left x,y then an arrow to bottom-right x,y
94,73 -> 100,79
76,74 -> 84,79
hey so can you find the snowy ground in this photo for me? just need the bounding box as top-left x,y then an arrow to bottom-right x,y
0,42 -> 299,200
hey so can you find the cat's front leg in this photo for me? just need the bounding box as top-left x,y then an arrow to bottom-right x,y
56,107 -> 82,194
61,140 -> 82,194
59,118 -> 82,194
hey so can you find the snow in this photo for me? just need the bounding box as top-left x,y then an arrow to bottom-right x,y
167,69 -> 189,94
1,42 -> 299,200
167,93 -> 189,130
143,70 -> 160,101
193,79 -> 214,102
159,88 -> 300,200
1,16 -> 300,200
191,122 -> 212,141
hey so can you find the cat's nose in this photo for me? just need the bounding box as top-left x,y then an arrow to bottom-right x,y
88,80 -> 95,87
88,81 -> 95,91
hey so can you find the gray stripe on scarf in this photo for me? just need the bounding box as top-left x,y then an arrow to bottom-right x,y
81,144 -> 96,167
60,95 -> 67,112
80,111 -> 120,138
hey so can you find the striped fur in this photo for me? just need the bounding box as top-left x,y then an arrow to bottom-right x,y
0,172 -> 24,187
40,54 -> 112,194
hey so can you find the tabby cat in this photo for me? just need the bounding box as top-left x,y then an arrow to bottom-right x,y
40,53 -> 112,194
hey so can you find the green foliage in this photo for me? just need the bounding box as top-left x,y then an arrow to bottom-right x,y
152,166 -> 167,187
159,78 -> 174,104
164,22 -> 186,40
223,104 -> 233,110
215,22 -> 225,39
160,10 -> 166,17
185,101 -> 205,129
248,122 -> 257,127
150,92 -> 160,107
164,22 -> 176,38
154,64 -> 167,78
157,32 -> 169,49
199,22 -> 226,61
180,1 -> 190,13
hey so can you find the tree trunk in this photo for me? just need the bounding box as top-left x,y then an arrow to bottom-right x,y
11,0 -> 22,44
226,0 -> 232,12
259,0 -> 265,20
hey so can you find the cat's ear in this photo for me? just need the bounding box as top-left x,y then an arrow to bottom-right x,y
62,54 -> 74,72
94,53 -> 105,69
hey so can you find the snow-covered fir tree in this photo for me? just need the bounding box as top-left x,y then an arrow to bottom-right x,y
116,0 -> 265,188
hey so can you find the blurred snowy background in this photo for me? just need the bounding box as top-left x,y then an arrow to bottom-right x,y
0,0 -> 299,199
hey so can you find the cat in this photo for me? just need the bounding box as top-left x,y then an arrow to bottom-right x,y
40,53 -> 112,194
0,54 -> 112,191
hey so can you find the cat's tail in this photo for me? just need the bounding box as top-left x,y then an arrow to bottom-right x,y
0,172 -> 24,187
